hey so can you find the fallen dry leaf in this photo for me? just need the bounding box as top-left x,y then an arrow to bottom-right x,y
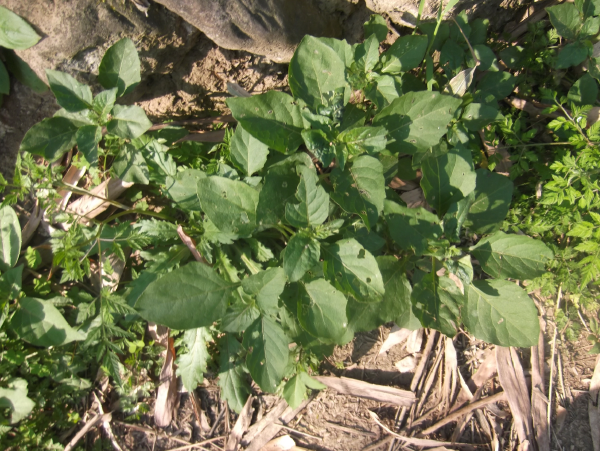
313,376 -> 415,406
259,435 -> 297,451
379,324 -> 412,354
406,328 -> 424,354
400,188 -> 426,209
496,347 -> 535,447
395,355 -> 417,373
226,396 -> 254,451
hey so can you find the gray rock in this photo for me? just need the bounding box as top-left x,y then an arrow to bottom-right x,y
152,0 -> 342,62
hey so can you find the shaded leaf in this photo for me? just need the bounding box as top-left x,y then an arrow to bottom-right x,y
0,206 -> 21,272
98,38 -> 141,96
19,117 -> 78,162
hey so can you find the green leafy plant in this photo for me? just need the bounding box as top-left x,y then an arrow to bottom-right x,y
0,2 -> 573,441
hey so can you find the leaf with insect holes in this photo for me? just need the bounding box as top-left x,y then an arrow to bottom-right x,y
373,91 -> 461,154
323,238 -> 384,302
463,279 -> 540,347
289,36 -> 348,111
197,176 -> 259,236
285,165 -> 329,228
331,155 -> 385,230
470,231 -> 553,280
243,316 -> 289,393
420,145 -> 477,217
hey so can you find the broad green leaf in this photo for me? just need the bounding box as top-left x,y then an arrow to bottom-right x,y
373,91 -> 461,154
0,265 -> 22,300
0,378 -> 35,424
136,262 -> 237,329
576,0 -> 600,18
285,165 -> 329,228
461,103 -> 504,131
256,164 -> 301,226
464,279 -> 540,347
364,14 -> 388,43
364,75 -> 402,109
176,327 -> 211,391
301,129 -> 335,167
469,18 -> 490,45
354,34 -> 380,72
98,38 -> 141,96
412,275 -> 462,337
112,142 -> 149,184
19,117 -> 78,162
54,108 -> 96,127
0,6 -> 40,50
11,297 -> 85,346
346,256 -> 415,333
464,169 -> 513,233
499,46 -> 525,69
228,91 -> 304,153
0,61 -> 9,95
443,194 -> 473,242
385,201 -> 443,256
107,105 -> 152,139
242,267 -> 287,314
140,245 -> 190,274
221,300 -> 260,333
474,71 -> 516,103
470,231 -> 553,280
165,168 -> 206,211
197,176 -> 259,236
75,125 -> 102,167
440,39 -> 466,74
0,206 -> 21,272
217,335 -> 251,414
547,3 -> 582,40
568,73 -> 598,106
337,126 -> 387,155
3,51 -> 48,93
582,16 -> 600,39
142,139 -> 177,181
420,146 -> 476,217
289,35 -> 348,111
323,238 -> 384,302
92,88 -> 118,121
46,70 -> 92,112
243,316 -> 289,393
470,45 -> 499,72
283,232 -> 320,282
319,38 -> 354,67
380,35 -> 428,74
296,278 -> 348,343
556,41 -> 590,69
230,124 -> 269,176
283,374 -> 307,409
331,155 -> 385,230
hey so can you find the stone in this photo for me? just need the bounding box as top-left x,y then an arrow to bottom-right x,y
152,0 -> 342,62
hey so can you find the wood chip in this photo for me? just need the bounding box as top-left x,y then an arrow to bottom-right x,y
379,325 -> 411,354
406,328 -> 424,354
496,347 -> 535,447
531,320 -> 550,451
244,399 -> 311,451
589,355 -> 600,451
225,396 -> 254,451
368,411 -> 474,449
418,391 -> 506,436
312,376 -> 416,407
443,337 -> 458,414
154,335 -> 178,427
